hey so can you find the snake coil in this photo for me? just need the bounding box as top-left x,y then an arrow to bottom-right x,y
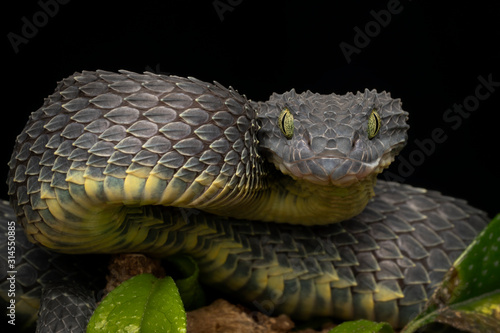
3,70 -> 489,329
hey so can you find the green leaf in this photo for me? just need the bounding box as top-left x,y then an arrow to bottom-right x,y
166,255 -> 206,310
328,319 -> 394,333
87,273 -> 186,333
403,214 -> 500,333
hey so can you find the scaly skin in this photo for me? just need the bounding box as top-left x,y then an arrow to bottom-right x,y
3,70 -> 488,329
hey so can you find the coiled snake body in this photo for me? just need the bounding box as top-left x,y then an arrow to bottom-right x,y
2,70 -> 489,329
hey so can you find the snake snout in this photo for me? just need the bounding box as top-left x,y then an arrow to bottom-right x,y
279,128 -> 381,186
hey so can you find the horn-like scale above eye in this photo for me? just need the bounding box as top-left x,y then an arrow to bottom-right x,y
367,108 -> 381,139
278,107 -> 294,139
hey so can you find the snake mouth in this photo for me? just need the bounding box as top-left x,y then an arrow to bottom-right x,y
271,147 -> 399,187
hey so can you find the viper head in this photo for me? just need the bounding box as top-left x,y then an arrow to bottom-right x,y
257,89 -> 409,186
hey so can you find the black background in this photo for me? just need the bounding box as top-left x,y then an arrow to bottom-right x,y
3,0 -> 499,218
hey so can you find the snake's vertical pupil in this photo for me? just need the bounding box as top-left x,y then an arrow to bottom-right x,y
278,107 -> 294,139
367,109 -> 381,139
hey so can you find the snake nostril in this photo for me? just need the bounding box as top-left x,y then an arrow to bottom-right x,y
304,130 -> 313,147
308,130 -> 313,144
351,133 -> 361,149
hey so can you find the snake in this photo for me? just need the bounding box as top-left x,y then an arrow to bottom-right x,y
1,69 -> 489,331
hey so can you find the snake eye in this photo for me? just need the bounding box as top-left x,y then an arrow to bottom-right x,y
278,107 -> 294,140
367,108 -> 381,139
